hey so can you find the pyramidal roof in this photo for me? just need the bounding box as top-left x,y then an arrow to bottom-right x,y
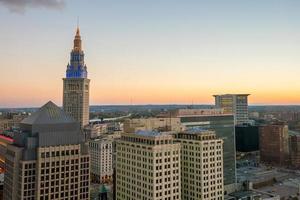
22,101 -> 75,125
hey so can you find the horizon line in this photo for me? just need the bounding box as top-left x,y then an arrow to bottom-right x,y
2,103 -> 300,110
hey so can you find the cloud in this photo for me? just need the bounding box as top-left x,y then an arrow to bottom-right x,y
0,0 -> 65,13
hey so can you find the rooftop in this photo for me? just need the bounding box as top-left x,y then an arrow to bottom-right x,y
175,108 -> 233,117
21,101 -> 75,125
135,130 -> 167,137
186,126 -> 210,134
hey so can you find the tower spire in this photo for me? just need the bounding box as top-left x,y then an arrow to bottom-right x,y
73,24 -> 81,51
76,16 -> 80,36
66,26 -> 87,79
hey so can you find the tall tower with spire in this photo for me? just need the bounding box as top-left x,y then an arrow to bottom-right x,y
63,27 -> 90,128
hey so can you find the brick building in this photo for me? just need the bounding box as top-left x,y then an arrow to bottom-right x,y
259,122 -> 289,166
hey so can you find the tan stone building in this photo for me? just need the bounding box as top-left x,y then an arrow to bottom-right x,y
4,101 -> 90,200
63,27 -> 90,128
115,131 -> 181,200
175,130 -> 224,200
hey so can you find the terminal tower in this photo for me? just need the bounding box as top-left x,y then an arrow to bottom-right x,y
63,27 -> 90,128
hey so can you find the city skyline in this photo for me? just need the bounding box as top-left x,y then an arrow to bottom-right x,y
1,0 -> 300,107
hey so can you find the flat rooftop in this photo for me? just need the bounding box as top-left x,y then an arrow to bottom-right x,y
135,130 -> 170,137
237,163 -> 300,198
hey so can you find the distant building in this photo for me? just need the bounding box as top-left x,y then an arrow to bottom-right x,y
0,114 -> 27,132
3,101 -> 90,200
0,134 -> 13,170
123,117 -> 183,133
115,131 -> 181,200
106,122 -> 123,133
235,125 -> 259,152
175,130 -> 224,200
249,112 -> 260,119
85,124 -> 108,139
63,27 -> 90,128
259,122 -> 289,166
89,137 -> 113,184
213,94 -> 250,125
173,109 -> 236,194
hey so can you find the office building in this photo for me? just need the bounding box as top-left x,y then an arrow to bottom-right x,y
175,130 -> 224,200
4,101 -> 90,200
63,27 -> 90,128
115,131 -> 181,200
213,94 -> 250,125
173,109 -> 236,194
259,122 -> 289,166
89,137 -> 113,184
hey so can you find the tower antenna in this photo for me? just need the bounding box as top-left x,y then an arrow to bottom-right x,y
77,16 -> 80,29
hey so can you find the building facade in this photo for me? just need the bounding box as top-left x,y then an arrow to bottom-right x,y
259,122 -> 289,166
0,134 -> 13,171
175,130 -> 224,200
213,94 -> 250,125
4,101 -> 90,200
115,131 -> 181,200
235,125 -> 259,152
89,137 -> 113,184
63,27 -> 90,128
123,118 -> 183,133
174,109 -> 236,194
290,135 -> 300,168
0,114 -> 27,132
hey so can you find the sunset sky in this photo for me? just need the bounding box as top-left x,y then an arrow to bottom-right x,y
1,0 -> 300,107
